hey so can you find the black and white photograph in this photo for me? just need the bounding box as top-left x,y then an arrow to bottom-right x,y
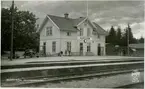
1,0 -> 144,88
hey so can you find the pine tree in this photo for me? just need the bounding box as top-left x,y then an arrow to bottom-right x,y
106,26 -> 116,45
121,28 -> 128,46
116,26 -> 122,45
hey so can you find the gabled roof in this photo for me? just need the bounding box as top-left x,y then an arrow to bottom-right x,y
47,15 -> 86,32
38,14 -> 108,35
129,43 -> 144,49
93,22 -> 108,35
73,17 -> 86,26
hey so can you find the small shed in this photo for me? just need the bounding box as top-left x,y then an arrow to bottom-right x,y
129,43 -> 144,57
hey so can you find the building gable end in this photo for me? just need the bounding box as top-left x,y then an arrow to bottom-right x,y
38,15 -> 60,33
46,15 -> 60,30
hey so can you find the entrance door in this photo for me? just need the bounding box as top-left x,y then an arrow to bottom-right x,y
43,42 -> 46,56
98,43 -> 101,56
80,43 -> 83,55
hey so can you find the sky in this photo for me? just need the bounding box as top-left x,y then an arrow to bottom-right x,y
1,0 -> 145,38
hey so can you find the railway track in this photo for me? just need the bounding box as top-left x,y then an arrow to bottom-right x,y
2,68 -> 144,87
1,59 -> 144,87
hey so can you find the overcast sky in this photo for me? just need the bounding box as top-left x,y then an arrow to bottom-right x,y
2,0 -> 144,38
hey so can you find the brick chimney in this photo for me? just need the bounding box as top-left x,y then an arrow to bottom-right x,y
64,13 -> 69,18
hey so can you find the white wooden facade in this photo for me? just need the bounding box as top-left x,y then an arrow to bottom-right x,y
39,14 -> 107,56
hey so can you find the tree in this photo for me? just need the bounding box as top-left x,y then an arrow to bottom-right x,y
1,7 -> 39,54
106,26 -> 117,45
127,24 -> 135,44
1,8 -> 11,53
138,36 -> 144,43
116,26 -> 122,45
121,28 -> 127,46
121,24 -> 137,46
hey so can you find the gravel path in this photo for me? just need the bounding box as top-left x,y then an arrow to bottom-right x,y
37,71 -> 144,88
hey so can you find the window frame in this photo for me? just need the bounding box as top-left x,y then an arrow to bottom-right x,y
67,42 -> 71,51
46,26 -> 52,36
52,41 -> 56,52
87,28 -> 90,36
98,34 -> 100,39
67,32 -> 71,36
87,43 -> 91,52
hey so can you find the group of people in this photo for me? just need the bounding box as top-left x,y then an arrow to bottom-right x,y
59,50 -> 71,56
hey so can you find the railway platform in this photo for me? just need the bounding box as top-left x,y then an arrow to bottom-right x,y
1,56 -> 144,66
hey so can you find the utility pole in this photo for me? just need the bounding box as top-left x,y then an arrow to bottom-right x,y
127,24 -> 130,56
86,0 -> 88,37
87,0 -> 88,17
10,0 -> 14,61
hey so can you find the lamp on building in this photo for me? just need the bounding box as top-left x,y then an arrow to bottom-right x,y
84,39 -> 87,43
89,37 -> 92,41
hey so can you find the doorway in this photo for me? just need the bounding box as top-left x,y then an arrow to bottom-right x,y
43,42 -> 46,56
98,43 -> 101,56
80,43 -> 83,55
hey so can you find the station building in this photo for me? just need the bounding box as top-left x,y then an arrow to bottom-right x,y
38,13 -> 108,56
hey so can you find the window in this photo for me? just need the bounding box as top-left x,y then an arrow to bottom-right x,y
67,32 -> 71,36
98,34 -> 100,39
80,28 -> 83,36
98,43 -> 101,47
46,26 -> 52,36
87,28 -> 90,36
50,27 -> 52,35
80,43 -> 83,51
52,41 -> 56,52
87,43 -> 91,52
93,31 -> 97,35
43,42 -> 46,46
92,29 -> 97,35
67,42 -> 71,51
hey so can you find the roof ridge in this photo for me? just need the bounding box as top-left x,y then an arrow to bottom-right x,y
93,22 -> 106,32
47,14 -> 74,20
93,22 -> 108,35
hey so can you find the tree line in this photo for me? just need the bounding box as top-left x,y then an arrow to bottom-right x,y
106,24 -> 144,46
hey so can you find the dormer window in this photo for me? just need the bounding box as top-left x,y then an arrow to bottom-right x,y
93,31 -> 97,35
80,28 -> 83,36
87,28 -> 90,36
67,32 -> 71,36
46,26 -> 52,36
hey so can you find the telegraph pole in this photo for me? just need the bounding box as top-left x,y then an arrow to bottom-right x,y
127,24 -> 130,56
87,0 -> 88,17
10,0 -> 14,61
